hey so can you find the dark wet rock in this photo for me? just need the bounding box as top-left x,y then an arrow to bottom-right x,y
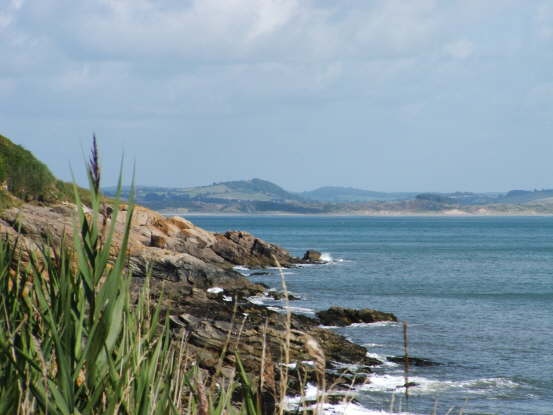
150,281 -> 375,396
267,290 -> 301,301
302,250 -> 322,262
316,306 -> 398,327
250,271 -> 271,276
387,356 -> 440,367
212,231 -> 300,268
0,202 -> 384,398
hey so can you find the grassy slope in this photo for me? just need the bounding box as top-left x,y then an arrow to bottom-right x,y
0,133 -> 91,208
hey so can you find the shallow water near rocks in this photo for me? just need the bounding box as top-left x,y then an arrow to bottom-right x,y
189,216 -> 553,415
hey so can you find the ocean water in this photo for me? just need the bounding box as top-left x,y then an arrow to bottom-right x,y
188,216 -> 553,415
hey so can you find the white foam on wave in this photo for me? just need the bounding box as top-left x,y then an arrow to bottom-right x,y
316,404 -> 416,415
266,305 -> 315,315
328,361 -> 364,372
285,384 -> 348,408
320,322 -> 399,330
364,343 -> 385,348
247,295 -> 267,305
366,352 -> 397,367
319,253 -> 348,264
207,287 -> 224,294
232,265 -> 250,276
283,305 -> 316,314
320,252 -> 334,262
360,374 -> 520,396
285,384 -> 418,415
349,321 -> 400,328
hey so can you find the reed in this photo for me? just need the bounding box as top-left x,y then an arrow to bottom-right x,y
0,140 -> 243,414
0,138 -> 444,415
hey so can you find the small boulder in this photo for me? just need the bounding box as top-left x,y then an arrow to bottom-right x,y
317,306 -> 398,327
386,356 -> 440,367
303,250 -> 322,262
267,290 -> 301,301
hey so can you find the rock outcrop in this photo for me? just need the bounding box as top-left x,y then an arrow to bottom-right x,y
144,278 -> 378,395
212,230 -> 299,268
0,203 -> 300,292
0,202 -> 383,392
317,306 -> 398,327
302,249 -> 322,263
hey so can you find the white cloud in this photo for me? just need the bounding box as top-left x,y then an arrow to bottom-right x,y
0,0 -> 24,29
1,0 -> 551,122
444,39 -> 474,60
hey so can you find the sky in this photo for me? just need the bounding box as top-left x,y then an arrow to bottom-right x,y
1,0 -> 553,192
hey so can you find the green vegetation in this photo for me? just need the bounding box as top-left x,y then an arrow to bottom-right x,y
108,178 -> 304,203
111,179 -> 553,215
0,138 -> 471,414
0,159 -> 270,414
0,134 -> 91,209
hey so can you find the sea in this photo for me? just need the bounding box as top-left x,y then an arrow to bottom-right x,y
188,215 -> 553,415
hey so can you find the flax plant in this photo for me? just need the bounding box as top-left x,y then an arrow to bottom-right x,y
0,142 -> 188,415
0,139 -> 344,415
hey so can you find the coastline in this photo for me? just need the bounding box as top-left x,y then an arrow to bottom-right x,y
160,210 -> 553,217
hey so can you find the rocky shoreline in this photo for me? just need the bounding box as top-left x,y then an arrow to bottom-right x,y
0,202 -> 404,401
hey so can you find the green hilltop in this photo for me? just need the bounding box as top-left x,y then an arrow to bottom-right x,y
0,133 -> 90,209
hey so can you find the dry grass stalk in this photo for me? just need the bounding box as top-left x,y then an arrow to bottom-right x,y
403,321 -> 410,404
272,255 -> 292,415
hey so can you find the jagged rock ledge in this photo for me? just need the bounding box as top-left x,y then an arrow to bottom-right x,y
317,306 -> 398,327
0,202 -> 394,394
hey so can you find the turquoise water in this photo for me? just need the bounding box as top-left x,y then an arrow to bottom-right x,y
188,216 -> 553,415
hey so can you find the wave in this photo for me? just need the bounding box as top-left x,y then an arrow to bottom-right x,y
283,305 -> 316,314
285,384 -> 418,415
309,403 -> 416,415
232,265 -> 250,276
348,321 -> 400,328
360,374 -> 520,396
320,252 -> 348,264
247,295 -> 267,305
366,352 -> 398,368
321,252 -> 334,262
265,304 -> 316,314
286,376 -> 520,413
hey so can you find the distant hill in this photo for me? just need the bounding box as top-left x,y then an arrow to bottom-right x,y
104,178 -> 553,216
301,186 -> 417,202
105,178 -> 316,212
182,178 -> 304,202
0,134 -> 90,208
499,189 -> 553,204
7,132 -> 553,216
